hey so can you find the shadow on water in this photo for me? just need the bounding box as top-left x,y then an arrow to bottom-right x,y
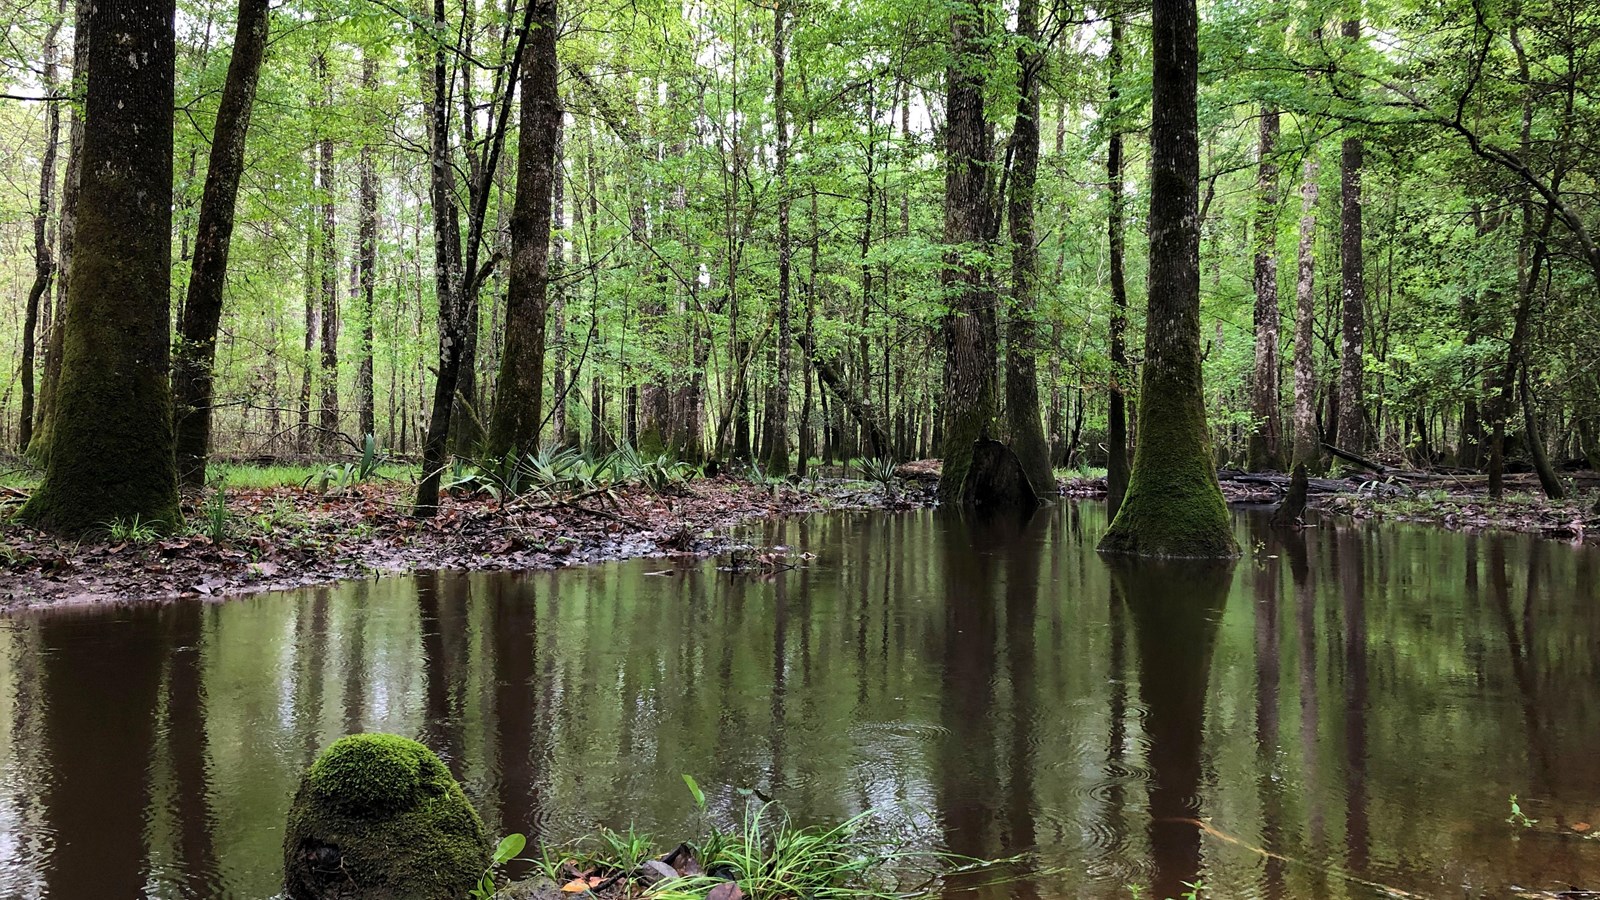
3,503 -> 1600,898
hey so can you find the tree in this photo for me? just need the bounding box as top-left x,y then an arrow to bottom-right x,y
1105,5 -> 1131,516
19,0 -> 64,453
1335,15 -> 1366,451
487,0 -> 561,459
937,0 -> 998,502
1003,0 -> 1054,498
1248,107 -> 1283,471
172,0 -> 271,487
21,0 -> 181,533
1097,0 -> 1236,557
762,0 -> 793,477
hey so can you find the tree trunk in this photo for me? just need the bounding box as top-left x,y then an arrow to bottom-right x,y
1248,106 -> 1283,471
20,0 -> 64,453
414,0 -> 467,514
172,0 -> 269,485
1336,16 -> 1366,452
22,0 -> 181,533
486,0 -> 560,459
316,50 -> 340,453
28,0 -> 91,462
356,53 -> 378,440
1290,154 -> 1320,471
1097,0 -> 1236,557
763,0 -> 793,475
937,0 -> 998,502
1106,7 -> 1131,516
1003,0 -> 1053,498
1519,369 -> 1563,500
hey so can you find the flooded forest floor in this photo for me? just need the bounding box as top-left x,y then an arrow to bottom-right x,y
1,461 -> 1596,610
0,472 -> 923,610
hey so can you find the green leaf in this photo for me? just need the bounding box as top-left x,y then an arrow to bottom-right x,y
682,774 -> 706,810
494,833 -> 527,865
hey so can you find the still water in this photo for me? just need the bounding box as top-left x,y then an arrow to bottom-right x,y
1,503 -> 1598,899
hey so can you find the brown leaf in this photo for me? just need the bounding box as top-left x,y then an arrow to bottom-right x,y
1573,822 -> 1592,833
561,880 -> 591,893
708,882 -> 743,900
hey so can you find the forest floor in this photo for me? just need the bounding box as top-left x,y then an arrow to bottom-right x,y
0,469 -> 924,611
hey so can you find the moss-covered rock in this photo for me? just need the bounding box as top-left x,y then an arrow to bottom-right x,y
284,734 -> 490,900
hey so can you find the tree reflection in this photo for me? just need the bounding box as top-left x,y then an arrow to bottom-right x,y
1110,558 -> 1232,900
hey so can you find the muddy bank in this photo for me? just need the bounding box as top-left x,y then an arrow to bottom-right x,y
0,476 -> 926,611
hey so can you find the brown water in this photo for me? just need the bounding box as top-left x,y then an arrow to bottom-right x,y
2,503 -> 1598,899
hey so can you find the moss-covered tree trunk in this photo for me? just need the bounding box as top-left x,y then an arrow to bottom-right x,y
936,0 -> 997,503
1097,0 -> 1236,558
22,0 -> 181,534
1003,0 -> 1053,499
173,0 -> 270,487
486,0 -> 560,459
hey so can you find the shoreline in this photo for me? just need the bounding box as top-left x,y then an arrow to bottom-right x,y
0,475 -> 928,612
3,468 -> 1594,612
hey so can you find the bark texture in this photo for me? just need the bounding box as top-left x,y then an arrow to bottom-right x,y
22,0 -> 182,533
173,0 -> 270,486
1098,0 -> 1237,557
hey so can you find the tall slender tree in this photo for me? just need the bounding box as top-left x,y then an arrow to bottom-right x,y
763,0 -> 793,476
172,0 -> 271,486
1105,6 -> 1131,515
19,0 -> 64,452
1003,0 -> 1054,497
937,0 -> 998,502
1248,107 -> 1283,471
1335,15 -> 1366,450
487,0 -> 561,458
1098,0 -> 1237,557
356,53 -> 379,441
22,0 -> 181,533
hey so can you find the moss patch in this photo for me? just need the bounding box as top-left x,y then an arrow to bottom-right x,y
284,733 -> 490,900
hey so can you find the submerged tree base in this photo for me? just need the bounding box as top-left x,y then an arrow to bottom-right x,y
1097,476 -> 1238,559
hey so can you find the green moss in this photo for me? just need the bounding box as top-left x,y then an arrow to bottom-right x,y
1098,332 -> 1238,558
284,734 -> 490,900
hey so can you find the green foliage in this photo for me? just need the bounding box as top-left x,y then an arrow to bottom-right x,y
102,515 -> 163,544
470,833 -> 529,900
199,485 -> 231,543
1506,794 -> 1538,829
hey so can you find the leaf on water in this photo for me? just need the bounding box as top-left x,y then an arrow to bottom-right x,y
707,882 -> 744,900
1574,822 -> 1592,833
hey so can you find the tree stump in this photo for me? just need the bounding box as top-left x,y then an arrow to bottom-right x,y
959,439 -> 1042,511
284,734 -> 490,900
